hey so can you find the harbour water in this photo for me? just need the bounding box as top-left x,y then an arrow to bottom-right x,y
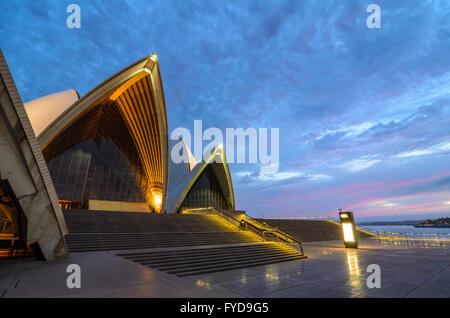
364,225 -> 450,234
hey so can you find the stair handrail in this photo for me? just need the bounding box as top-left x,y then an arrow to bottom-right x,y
217,209 -> 305,255
263,216 -> 340,222
181,207 -> 305,255
244,216 -> 300,244
183,207 -> 242,228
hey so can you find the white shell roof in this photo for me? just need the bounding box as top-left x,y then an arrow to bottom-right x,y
24,89 -> 79,137
166,141 -> 235,213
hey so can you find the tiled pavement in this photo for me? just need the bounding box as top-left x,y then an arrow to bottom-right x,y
1,238 -> 449,298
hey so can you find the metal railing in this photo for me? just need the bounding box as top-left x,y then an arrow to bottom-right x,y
365,230 -> 450,248
262,216 -> 340,222
183,207 -> 305,255
244,215 -> 301,243
353,225 -> 450,246
227,211 -> 305,255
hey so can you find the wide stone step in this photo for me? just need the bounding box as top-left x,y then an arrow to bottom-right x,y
63,210 -> 306,274
124,244 -> 279,261
132,247 -> 283,265
175,254 -> 305,277
65,231 -> 258,252
67,242 -> 255,252
118,243 -> 305,276
151,250 -> 295,271
64,210 -> 236,233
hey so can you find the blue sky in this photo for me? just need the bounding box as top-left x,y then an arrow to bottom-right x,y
1,0 -> 449,220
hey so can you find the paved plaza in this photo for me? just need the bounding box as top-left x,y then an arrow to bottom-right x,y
1,238 -> 449,298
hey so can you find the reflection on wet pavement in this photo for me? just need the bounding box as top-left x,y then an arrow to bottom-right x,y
186,238 -> 450,298
1,238 -> 449,297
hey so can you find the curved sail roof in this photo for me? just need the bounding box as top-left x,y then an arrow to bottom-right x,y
167,139 -> 198,213
35,54 -> 169,212
166,143 -> 235,213
24,89 -> 79,137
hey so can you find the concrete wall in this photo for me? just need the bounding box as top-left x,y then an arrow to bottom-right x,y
88,200 -> 151,213
0,50 -> 68,260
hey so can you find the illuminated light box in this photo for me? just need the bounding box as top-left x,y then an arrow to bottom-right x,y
339,211 -> 358,248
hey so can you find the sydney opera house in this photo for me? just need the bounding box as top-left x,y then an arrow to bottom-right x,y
0,50 -> 241,260
5,48 -> 438,300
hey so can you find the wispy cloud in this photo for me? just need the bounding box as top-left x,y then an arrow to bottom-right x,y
395,141 -> 450,158
340,156 -> 381,172
237,170 -> 331,183
370,200 -> 396,207
1,0 -> 449,217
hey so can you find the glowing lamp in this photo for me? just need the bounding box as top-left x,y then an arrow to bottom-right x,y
339,211 -> 358,248
153,193 -> 162,212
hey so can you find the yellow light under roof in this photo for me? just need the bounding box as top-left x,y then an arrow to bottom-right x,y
153,193 -> 162,212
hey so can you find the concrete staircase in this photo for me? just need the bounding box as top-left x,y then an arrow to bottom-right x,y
64,210 -> 254,251
117,243 -> 305,277
64,210 -> 237,233
63,210 -> 306,276
66,232 -> 258,252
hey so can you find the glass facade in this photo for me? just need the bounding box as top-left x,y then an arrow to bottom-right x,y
181,165 -> 232,210
43,102 -> 150,205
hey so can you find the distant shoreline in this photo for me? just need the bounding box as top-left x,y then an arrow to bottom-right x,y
358,221 -> 417,226
360,217 -> 450,228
